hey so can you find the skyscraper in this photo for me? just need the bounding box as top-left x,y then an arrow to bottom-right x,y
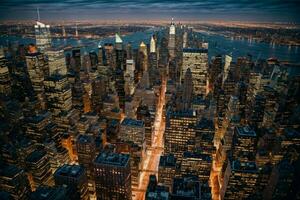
93,151 -> 132,200
35,21 -> 51,52
54,164 -> 89,200
168,18 -> 176,58
182,48 -> 208,96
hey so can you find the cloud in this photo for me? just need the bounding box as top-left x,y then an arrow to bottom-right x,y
0,0 -> 299,21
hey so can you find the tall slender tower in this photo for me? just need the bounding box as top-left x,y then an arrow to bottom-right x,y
150,35 -> 156,53
34,8 -> 51,52
168,18 -> 176,58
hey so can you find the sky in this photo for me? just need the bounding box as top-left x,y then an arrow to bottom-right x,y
0,0 -> 299,22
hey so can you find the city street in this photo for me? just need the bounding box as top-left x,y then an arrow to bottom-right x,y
133,78 -> 166,200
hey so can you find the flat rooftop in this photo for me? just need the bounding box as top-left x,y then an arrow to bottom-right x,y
183,151 -> 212,162
54,164 -> 84,179
159,154 -> 176,167
121,118 -> 144,128
232,160 -> 257,172
77,134 -> 94,144
172,176 -> 200,199
94,151 -> 130,167
236,126 -> 256,137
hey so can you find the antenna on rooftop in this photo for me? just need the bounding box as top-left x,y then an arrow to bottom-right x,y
37,7 -> 40,21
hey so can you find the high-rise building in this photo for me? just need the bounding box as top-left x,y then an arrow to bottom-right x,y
0,59 -> 11,95
182,48 -> 208,96
165,109 -> 197,160
120,118 -> 146,150
171,175 -> 201,200
46,49 -> 67,76
181,68 -> 193,110
181,151 -> 212,183
93,151 -> 132,200
54,164 -> 89,200
150,35 -> 156,53
25,51 -> 48,109
232,126 -> 257,162
0,165 -> 31,200
25,150 -> 54,190
168,19 -> 176,58
30,186 -> 69,200
35,21 -> 51,52
158,154 -> 177,190
221,160 -> 258,200
146,175 -> 169,200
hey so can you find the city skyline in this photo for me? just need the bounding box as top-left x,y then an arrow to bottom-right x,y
0,0 -> 300,22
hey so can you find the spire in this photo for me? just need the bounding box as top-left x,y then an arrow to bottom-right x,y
150,35 -> 156,53
140,41 -> 146,47
37,7 -> 40,22
115,33 -> 123,43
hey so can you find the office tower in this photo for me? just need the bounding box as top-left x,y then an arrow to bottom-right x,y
194,118 -> 215,156
210,55 -> 223,92
246,93 -> 266,130
93,151 -> 132,200
0,165 -> 31,200
150,35 -> 156,53
104,43 -> 115,68
181,151 -> 212,183
120,118 -> 145,149
54,164 -> 89,200
25,150 -> 54,190
165,109 -> 197,160
171,176 -> 201,200
76,134 -> 96,197
72,78 -> 84,110
222,55 -> 232,84
115,33 -> 125,70
181,68 -> 193,110
0,61 -> 11,95
98,45 -> 105,65
25,51 -> 48,109
126,43 -> 133,59
168,58 -> 178,83
221,160 -> 258,200
146,175 -> 169,200
115,68 -> 126,109
35,21 -> 51,52
91,77 -> 106,113
24,111 -> 52,143
136,105 -> 153,148
232,126 -> 257,162
82,54 -> 91,73
139,41 -> 148,72
72,48 -> 81,74
124,59 -> 135,96
30,186 -> 69,200
158,154 -> 177,190
182,48 -> 208,96
46,49 -> 67,76
183,31 -> 188,48
89,51 -> 98,69
168,19 -> 176,58
44,75 -> 72,131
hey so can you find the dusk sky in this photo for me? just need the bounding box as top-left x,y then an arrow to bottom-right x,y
0,0 -> 299,22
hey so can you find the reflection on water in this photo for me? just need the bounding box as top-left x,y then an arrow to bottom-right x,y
0,28 -> 299,62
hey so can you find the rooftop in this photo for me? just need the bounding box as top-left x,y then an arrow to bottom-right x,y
183,151 -> 212,162
172,176 -> 200,199
54,164 -> 84,178
159,154 -> 176,167
232,160 -> 257,172
26,150 -> 46,163
94,151 -> 130,167
236,126 -> 256,137
121,118 -> 144,128
0,165 -> 23,178
77,134 -> 94,144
